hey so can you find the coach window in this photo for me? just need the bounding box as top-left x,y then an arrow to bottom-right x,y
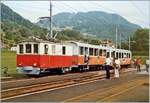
26,44 -> 31,53
19,44 -> 23,54
122,53 -> 124,58
106,52 -> 110,58
89,48 -> 93,56
128,53 -> 130,58
79,46 -> 84,55
85,47 -> 88,55
34,44 -> 38,53
102,50 -> 106,56
99,49 -> 102,56
94,49 -> 98,56
44,44 -> 48,54
62,46 -> 66,55
119,52 -> 121,58
116,52 -> 118,59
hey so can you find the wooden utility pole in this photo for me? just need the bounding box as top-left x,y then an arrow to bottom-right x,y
116,27 -> 118,49
49,0 -> 53,39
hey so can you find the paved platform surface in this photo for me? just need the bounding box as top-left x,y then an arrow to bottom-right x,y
2,70 -> 149,102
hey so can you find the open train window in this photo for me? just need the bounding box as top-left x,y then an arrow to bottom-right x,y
85,47 -> 88,55
99,49 -> 102,56
44,44 -> 48,54
19,44 -> 23,54
94,49 -> 98,56
89,48 -> 93,56
26,44 -> 31,53
62,46 -> 66,55
79,46 -> 84,55
34,44 -> 38,53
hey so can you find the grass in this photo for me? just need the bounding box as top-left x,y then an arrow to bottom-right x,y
1,49 -> 28,78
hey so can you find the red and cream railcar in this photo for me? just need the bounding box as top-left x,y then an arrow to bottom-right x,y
16,40 -> 132,75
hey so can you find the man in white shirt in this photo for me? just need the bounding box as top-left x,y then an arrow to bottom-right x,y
114,58 -> 120,78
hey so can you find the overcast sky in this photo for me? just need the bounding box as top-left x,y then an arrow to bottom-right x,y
2,1 -> 149,28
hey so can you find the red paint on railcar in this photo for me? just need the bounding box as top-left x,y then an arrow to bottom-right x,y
17,55 -> 76,69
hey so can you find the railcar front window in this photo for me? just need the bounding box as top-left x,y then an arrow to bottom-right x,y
34,44 -> 38,53
26,44 -> 31,53
44,45 -> 48,54
62,46 -> 66,55
19,44 -> 23,54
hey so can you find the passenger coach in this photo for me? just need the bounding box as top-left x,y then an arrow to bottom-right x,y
16,40 -> 132,75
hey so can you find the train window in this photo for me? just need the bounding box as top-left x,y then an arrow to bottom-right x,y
116,52 -> 119,59
122,53 -> 124,58
19,44 -> 23,54
34,44 -> 38,53
79,46 -> 84,55
85,47 -> 88,55
94,49 -> 98,56
26,44 -> 31,53
44,44 -> 48,54
124,53 -> 127,58
89,48 -> 93,56
99,49 -> 102,56
62,46 -> 66,55
111,51 -> 115,58
129,53 -> 130,58
52,45 -> 56,54
119,53 -> 121,58
102,50 -> 106,56
106,52 -> 110,58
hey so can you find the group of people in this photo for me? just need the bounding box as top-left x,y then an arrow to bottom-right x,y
104,57 -> 120,79
104,57 -> 149,79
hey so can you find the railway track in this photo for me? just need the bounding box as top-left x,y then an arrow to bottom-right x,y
1,68 -> 136,101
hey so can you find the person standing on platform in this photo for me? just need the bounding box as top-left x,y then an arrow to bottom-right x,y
105,56 -> 112,79
146,59 -> 149,72
114,58 -> 120,78
135,57 -> 141,72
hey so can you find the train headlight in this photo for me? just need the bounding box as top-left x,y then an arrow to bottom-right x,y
19,63 -> 22,66
33,63 -> 37,67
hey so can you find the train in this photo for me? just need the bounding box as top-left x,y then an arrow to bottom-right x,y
16,40 -> 132,75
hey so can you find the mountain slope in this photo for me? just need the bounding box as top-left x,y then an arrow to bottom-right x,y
1,3 -> 48,47
37,11 -> 141,40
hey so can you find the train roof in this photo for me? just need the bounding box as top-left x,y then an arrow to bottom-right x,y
18,40 -> 131,53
